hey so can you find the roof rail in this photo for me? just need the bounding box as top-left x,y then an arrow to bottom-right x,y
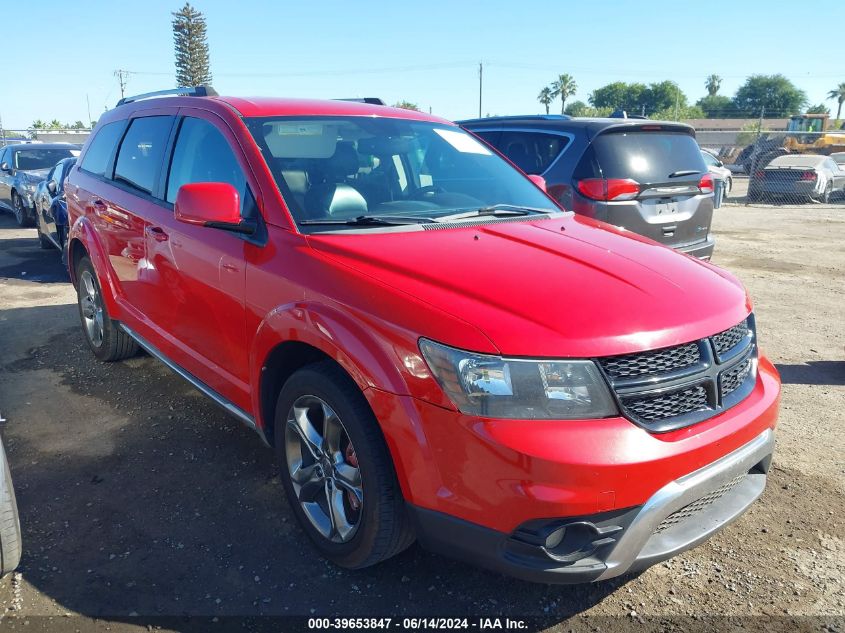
335,98 -> 386,106
116,85 -> 218,107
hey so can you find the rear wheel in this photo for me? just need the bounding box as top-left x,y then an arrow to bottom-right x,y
276,361 -> 413,569
819,182 -> 832,203
75,257 -> 138,361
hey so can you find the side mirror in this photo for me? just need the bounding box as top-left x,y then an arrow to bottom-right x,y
174,182 -> 255,234
47,180 -> 58,194
0,162 -> 11,173
527,174 -> 547,192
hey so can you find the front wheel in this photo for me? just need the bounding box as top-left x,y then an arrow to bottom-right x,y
75,257 -> 138,361
819,182 -> 832,204
11,194 -> 32,228
276,361 -> 413,569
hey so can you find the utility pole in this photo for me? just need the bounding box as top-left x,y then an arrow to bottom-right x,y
674,84 -> 680,121
86,94 -> 92,128
478,62 -> 483,118
0,113 -> 5,146
114,69 -> 129,99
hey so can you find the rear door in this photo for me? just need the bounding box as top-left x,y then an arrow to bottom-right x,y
141,110 -> 253,409
590,128 -> 712,248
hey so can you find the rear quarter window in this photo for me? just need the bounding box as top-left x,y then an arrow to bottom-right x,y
592,130 -> 705,184
496,130 -> 570,175
79,121 -> 126,177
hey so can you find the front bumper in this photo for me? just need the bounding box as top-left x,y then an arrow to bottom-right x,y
409,428 -> 773,584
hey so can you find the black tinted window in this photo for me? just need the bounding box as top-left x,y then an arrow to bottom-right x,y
14,148 -> 76,170
592,131 -> 705,183
114,116 -> 173,194
80,122 -> 125,176
497,131 -> 570,174
166,117 -> 246,211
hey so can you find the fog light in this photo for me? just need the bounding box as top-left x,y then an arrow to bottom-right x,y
544,528 -> 566,550
541,521 -> 620,564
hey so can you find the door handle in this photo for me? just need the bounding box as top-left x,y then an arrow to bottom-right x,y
145,226 -> 169,242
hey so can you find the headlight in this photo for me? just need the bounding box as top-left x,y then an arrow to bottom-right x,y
419,339 -> 618,420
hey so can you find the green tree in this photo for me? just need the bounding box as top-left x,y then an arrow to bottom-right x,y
392,100 -> 420,111
696,95 -> 734,118
31,120 -> 46,130
71,120 -> 86,129
172,2 -> 212,87
732,74 -> 807,117
590,81 -> 644,109
705,74 -> 722,97
806,103 -> 830,115
537,87 -> 553,115
643,81 -> 686,113
550,74 -> 577,114
564,101 -> 611,117
48,119 -> 63,130
827,82 -> 845,120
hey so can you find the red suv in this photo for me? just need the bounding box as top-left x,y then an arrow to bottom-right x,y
65,88 -> 780,583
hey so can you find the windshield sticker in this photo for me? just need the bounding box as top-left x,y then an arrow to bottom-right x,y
434,128 -> 492,155
276,123 -> 323,136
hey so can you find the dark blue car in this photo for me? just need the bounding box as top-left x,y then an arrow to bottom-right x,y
34,157 -> 76,260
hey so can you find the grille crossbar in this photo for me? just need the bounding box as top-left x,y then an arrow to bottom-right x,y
598,316 -> 757,433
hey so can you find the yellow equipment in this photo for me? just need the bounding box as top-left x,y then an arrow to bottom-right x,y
782,114 -> 845,154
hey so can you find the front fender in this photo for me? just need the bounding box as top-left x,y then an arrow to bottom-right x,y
250,301 -> 412,416
67,215 -> 122,318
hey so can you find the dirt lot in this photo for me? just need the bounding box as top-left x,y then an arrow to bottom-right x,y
0,205 -> 842,632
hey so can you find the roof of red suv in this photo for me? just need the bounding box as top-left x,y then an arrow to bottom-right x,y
107,92 -> 452,126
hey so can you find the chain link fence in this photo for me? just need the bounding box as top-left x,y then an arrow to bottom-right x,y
695,122 -> 845,206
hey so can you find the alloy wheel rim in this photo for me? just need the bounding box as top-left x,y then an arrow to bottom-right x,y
79,270 -> 104,347
284,395 -> 362,543
13,197 -> 24,224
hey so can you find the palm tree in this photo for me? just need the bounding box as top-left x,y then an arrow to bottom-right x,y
550,74 -> 577,114
828,82 -> 845,120
537,87 -> 553,114
705,74 -> 722,97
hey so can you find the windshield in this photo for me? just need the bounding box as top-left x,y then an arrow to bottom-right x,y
14,148 -> 76,171
246,116 -> 558,229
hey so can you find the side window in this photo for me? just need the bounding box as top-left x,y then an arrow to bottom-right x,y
113,116 -> 173,194
166,117 -> 247,213
498,131 -> 570,175
0,148 -> 8,166
79,121 -> 125,177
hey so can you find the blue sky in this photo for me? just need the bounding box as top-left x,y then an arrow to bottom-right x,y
1,0 -> 842,129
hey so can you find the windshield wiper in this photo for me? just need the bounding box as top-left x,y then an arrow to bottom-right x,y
668,169 -> 701,178
299,214 -> 437,227
436,204 -> 553,222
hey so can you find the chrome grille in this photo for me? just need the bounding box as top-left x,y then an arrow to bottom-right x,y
600,343 -> 700,380
598,315 -> 758,433
654,474 -> 746,534
713,319 -> 750,358
624,386 -> 709,421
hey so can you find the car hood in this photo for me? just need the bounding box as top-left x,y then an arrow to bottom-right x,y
18,168 -> 50,181
307,215 -> 749,358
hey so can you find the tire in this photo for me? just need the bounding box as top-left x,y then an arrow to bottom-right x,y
819,182 -> 832,204
36,222 -> 52,249
11,193 -> 33,228
726,177 -> 732,196
275,361 -> 414,569
75,257 -> 138,361
0,437 -> 22,577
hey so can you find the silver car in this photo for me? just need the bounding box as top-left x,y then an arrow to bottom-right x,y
749,154 -> 845,203
701,149 -> 732,206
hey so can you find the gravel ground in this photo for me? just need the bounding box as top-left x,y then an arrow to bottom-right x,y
0,205 -> 842,633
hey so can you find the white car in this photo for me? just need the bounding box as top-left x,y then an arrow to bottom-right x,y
701,149 -> 732,205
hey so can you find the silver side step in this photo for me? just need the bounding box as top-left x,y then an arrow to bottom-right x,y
120,324 -> 269,446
